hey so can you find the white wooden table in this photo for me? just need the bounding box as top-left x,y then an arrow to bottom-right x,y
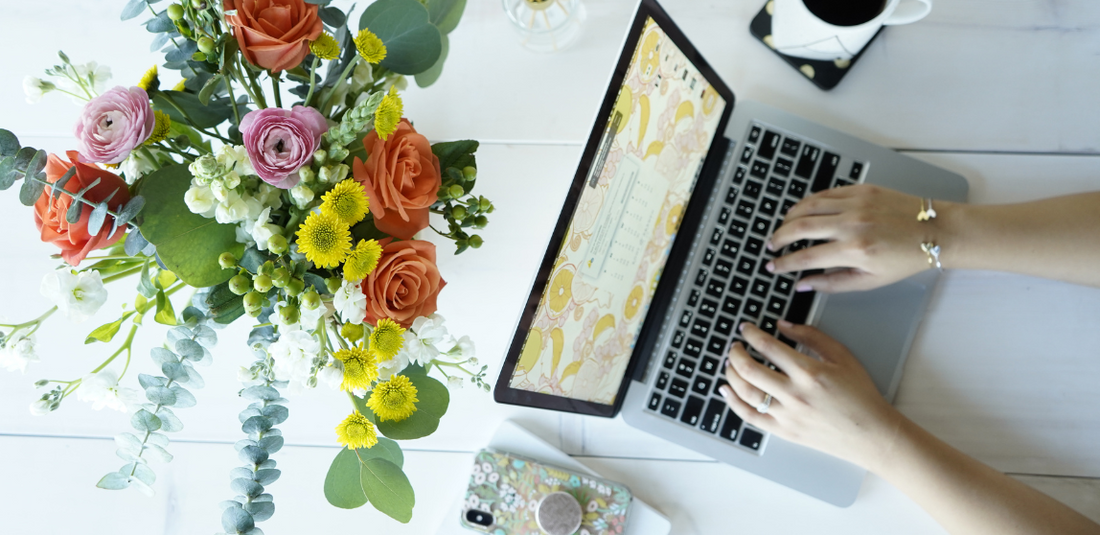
1,1 -> 1099,533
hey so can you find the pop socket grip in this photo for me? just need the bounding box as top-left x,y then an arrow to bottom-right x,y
535,491 -> 583,535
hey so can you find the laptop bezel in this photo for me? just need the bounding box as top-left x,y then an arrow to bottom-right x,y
493,0 -> 737,417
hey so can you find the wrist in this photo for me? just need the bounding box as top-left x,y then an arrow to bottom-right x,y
927,199 -> 969,270
855,405 -> 909,475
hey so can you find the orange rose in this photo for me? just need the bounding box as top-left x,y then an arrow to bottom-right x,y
35,151 -> 131,266
352,119 -> 442,240
361,239 -> 446,329
223,0 -> 323,72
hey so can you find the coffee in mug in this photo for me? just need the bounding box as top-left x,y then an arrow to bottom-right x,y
770,0 -> 932,62
801,0 -> 887,27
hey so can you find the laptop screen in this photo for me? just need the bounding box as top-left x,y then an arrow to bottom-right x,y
507,15 -> 728,406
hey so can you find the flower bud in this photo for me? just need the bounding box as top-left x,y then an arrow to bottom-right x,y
469,235 -> 484,249
197,37 -> 215,55
299,166 -> 316,183
341,322 -> 364,341
253,274 -> 273,293
218,252 -> 237,269
243,291 -> 264,310
34,379 -> 48,388
192,52 -> 207,62
448,184 -> 464,199
302,289 -> 321,310
313,149 -> 327,165
325,277 -> 341,294
167,4 -> 185,20
463,166 -> 477,180
286,277 -> 306,296
272,267 -> 290,288
451,205 -> 467,220
268,234 -> 288,255
229,274 -> 252,295
279,304 -> 301,325
306,376 -> 318,388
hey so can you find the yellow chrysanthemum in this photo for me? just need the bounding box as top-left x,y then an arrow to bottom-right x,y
341,322 -> 365,343
295,211 -> 352,268
366,374 -> 418,422
343,239 -> 382,282
369,318 -> 405,360
354,28 -> 387,64
310,32 -> 341,61
335,411 -> 378,450
321,179 -> 369,225
334,344 -> 379,392
137,65 -> 159,92
145,110 -> 172,145
373,87 -> 403,141
172,79 -> 186,92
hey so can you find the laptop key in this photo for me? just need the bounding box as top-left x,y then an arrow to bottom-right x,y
713,259 -> 733,278
850,161 -> 864,179
736,257 -> 757,276
760,316 -> 779,335
757,257 -> 775,278
767,296 -> 786,315
748,126 -> 762,144
781,199 -> 797,216
812,152 -> 840,192
751,217 -> 770,236
785,291 -> 816,324
656,371 -> 670,390
773,158 -> 793,177
740,427 -> 764,450
751,279 -> 770,298
781,138 -> 801,157
671,330 -> 685,348
729,220 -> 748,239
681,396 -> 705,426
759,197 -> 778,216
750,160 -> 769,179
729,277 -> 749,296
700,356 -> 720,375
648,393 -> 662,411
720,239 -> 740,258
744,298 -> 764,318
725,185 -> 740,204
715,378 -> 730,396
715,315 -> 735,335
692,377 -> 713,396
710,228 -> 723,245
766,177 -> 786,197
683,339 -> 703,358
717,207 -> 732,226
774,276 -> 794,295
743,180 -> 762,199
669,378 -> 688,397
702,247 -> 716,265
695,268 -> 708,286
736,200 -> 755,219
706,280 -> 724,298
740,146 -> 754,164
795,145 -> 820,179
676,358 -> 697,377
691,318 -> 711,338
706,336 -> 725,355
699,299 -> 718,318
660,398 -> 682,418
687,289 -> 701,308
759,131 -> 780,159
733,166 -> 747,184
787,179 -> 807,199
701,398 -> 725,433
680,310 -> 693,327
720,409 -> 743,441
663,351 -> 677,369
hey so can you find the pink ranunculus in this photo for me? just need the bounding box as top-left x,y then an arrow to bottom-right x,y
240,106 -> 328,189
73,86 -> 155,165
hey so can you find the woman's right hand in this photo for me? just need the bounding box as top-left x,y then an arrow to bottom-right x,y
768,184 -> 946,293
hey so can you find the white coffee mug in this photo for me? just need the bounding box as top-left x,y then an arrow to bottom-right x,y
770,0 -> 932,62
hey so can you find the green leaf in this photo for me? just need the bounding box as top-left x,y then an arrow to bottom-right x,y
136,164 -> 242,288
414,32 -> 449,88
360,458 -> 415,523
85,318 -> 125,344
375,365 -> 449,440
169,384 -> 196,407
241,385 -> 281,401
221,506 -> 255,534
356,437 -> 404,468
431,140 -> 478,173
0,129 -> 19,159
202,281 -> 245,324
153,91 -> 234,129
360,0 -> 443,75
320,5 -> 347,27
145,385 -> 177,406
154,290 -> 177,325
131,409 -> 162,432
18,151 -> 47,206
97,472 -> 132,490
324,447 -> 368,509
87,201 -> 109,236
157,407 -> 184,432
0,157 -> 16,190
120,0 -> 147,21
197,74 -> 224,106
425,0 -> 466,34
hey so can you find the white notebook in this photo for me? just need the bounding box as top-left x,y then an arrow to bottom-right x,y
434,420 -> 672,535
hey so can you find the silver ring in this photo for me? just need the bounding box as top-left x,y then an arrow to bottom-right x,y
756,394 -> 772,414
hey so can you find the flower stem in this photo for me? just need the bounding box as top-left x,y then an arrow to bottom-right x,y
101,265 -> 144,285
304,56 -> 320,108
0,307 -> 58,331
157,93 -> 234,144
271,74 -> 282,108
320,56 -> 360,116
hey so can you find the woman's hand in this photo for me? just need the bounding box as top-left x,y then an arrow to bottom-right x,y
768,184 -> 942,293
718,321 -> 903,471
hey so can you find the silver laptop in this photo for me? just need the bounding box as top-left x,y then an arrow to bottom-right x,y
494,0 -> 967,506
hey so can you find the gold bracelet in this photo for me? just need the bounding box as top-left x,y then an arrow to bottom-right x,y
917,198 -> 937,221
921,242 -> 942,271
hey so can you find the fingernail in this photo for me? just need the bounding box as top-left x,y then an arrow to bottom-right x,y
719,385 -> 732,398
766,240 -> 775,251
765,261 -> 775,273
778,319 -> 793,328
796,283 -> 813,292
738,322 -> 746,333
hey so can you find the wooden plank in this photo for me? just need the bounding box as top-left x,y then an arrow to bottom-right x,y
1,1 -> 1099,153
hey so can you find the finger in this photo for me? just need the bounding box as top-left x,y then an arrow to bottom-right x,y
769,241 -> 858,274
725,339 -> 793,401
718,383 -> 777,432
738,323 -> 816,381
796,268 -> 881,293
782,194 -> 853,222
723,348 -> 771,407
777,321 -> 854,366
768,214 -> 846,251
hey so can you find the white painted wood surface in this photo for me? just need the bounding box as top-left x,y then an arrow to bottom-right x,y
0,1 -> 1098,534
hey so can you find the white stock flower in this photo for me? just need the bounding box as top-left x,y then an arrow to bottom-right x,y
23,76 -> 52,104
318,360 -> 344,390
333,279 -> 366,324
0,332 -> 38,373
290,183 -> 315,209
268,330 -> 321,385
250,208 -> 282,251
209,179 -> 230,202
120,149 -> 158,184
351,61 -> 374,90
29,399 -> 52,416
184,184 -> 217,215
75,61 -> 112,94
215,191 -> 251,224
76,370 -> 140,412
453,335 -> 476,360
447,375 -> 464,389
217,145 -> 254,177
399,314 -> 455,366
376,352 -> 409,382
40,269 -> 108,323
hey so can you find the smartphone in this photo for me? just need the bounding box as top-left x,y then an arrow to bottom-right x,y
460,448 -> 632,535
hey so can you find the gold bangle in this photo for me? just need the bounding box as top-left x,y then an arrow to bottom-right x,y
917,198 -> 937,221
921,242 -> 942,271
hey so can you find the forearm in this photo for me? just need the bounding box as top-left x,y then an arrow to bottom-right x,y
936,193 -> 1100,287
870,416 -> 1099,535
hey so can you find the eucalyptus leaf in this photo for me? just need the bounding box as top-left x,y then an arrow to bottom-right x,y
261,405 -> 289,425
96,472 -> 132,490
157,406 -> 185,432
414,32 -> 449,88
145,385 -> 177,406
87,202 -> 109,236
131,409 -> 163,432
242,415 -> 273,435
192,325 -> 217,346
114,195 -> 145,229
12,146 -> 36,172
252,493 -> 274,503
138,260 -> 158,298
241,385 -> 281,401
219,499 -> 243,511
360,457 -> 415,523
147,432 -> 170,448
169,384 -> 196,408
123,462 -> 157,486
244,501 -> 275,523
319,5 -> 346,27
182,362 -> 205,388
130,477 -> 156,497
425,0 -> 466,34
144,443 -> 174,463
175,338 -> 204,361
324,447 -> 368,509
238,408 -> 263,423
125,229 -> 154,258
231,477 -> 264,497
257,436 -> 284,455
0,129 -> 19,158
150,347 -> 179,367
114,432 -> 144,454
221,506 -> 255,534
257,458 -> 278,470
64,194 -> 84,223
120,0 -> 146,20
0,157 -> 16,190
166,326 -> 194,345
360,0 -> 443,75
150,31 -> 171,52
50,167 -> 75,203
19,167 -> 44,206
253,469 -> 281,486
162,362 -> 188,382
230,467 -> 254,480
239,445 -> 269,465
145,9 -> 174,32
139,373 -> 166,389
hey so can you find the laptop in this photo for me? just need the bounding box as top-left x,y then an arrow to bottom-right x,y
493,0 -> 968,507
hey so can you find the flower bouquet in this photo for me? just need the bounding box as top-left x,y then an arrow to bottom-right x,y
2,0 -> 492,531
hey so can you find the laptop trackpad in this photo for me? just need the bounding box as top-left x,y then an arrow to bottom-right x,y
813,272 -> 934,401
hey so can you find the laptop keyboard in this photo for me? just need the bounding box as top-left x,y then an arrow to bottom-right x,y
646,122 -> 863,454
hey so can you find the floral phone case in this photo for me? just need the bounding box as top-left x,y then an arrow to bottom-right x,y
461,449 -> 632,535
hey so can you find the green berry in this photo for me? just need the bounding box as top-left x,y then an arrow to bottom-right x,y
192,52 -> 207,62
243,291 -> 264,310
479,196 -> 492,212
191,0 -> 206,9
286,278 -> 306,297
272,267 -> 291,288
167,4 -> 185,20
279,304 -> 300,325
253,274 -> 273,293
451,205 -> 467,220
218,252 -> 237,270
302,289 -> 321,310
463,166 -> 477,180
474,215 -> 488,228
229,274 -> 252,296
268,234 -> 288,255
325,277 -> 341,294
469,235 -> 484,249
448,184 -> 464,199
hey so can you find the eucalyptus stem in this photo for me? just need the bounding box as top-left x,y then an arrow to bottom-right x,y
30,175 -> 139,231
